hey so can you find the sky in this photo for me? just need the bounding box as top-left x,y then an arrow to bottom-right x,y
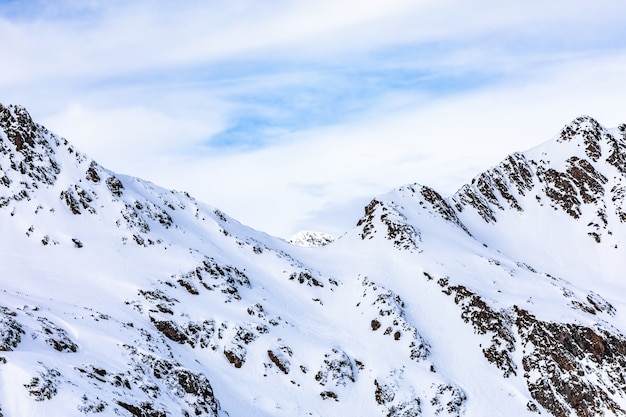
2,0 -> 626,239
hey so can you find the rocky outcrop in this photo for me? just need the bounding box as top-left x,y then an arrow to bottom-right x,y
357,199 -> 422,251
515,307 -> 626,417
0,306 -> 24,351
0,105 -> 61,203
446,116 -> 626,248
361,277 -> 430,362
436,277 -> 517,377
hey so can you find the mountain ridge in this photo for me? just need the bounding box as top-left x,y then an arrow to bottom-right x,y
1,103 -> 626,417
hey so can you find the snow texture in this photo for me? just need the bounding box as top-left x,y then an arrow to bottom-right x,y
1,104 -> 626,417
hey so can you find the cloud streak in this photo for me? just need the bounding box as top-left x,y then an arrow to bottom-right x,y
2,0 -> 626,237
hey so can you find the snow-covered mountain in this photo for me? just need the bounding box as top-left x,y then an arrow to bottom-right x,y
1,104 -> 626,417
288,231 -> 334,247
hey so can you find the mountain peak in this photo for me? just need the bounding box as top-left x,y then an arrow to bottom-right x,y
555,115 -> 612,162
3,106 -> 626,417
0,103 -> 248,252
289,230 -> 334,247
0,103 -> 64,206
0,103 -> 39,151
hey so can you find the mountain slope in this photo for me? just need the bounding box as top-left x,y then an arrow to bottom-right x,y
348,114 -> 626,416
1,104 -> 626,417
451,115 -> 626,282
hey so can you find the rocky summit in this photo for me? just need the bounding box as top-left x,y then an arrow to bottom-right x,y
1,104 -> 626,417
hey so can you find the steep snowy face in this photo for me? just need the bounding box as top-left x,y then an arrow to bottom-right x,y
349,115 -> 626,417
355,115 -> 626,281
452,115 -> 626,229
449,115 -> 626,281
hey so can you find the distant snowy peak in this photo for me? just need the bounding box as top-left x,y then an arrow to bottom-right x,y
289,230 -> 334,247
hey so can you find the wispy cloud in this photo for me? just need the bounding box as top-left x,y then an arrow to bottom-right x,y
2,0 -> 626,237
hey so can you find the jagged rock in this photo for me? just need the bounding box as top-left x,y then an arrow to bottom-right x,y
515,307 -> 626,417
105,175 -> 124,197
151,318 -> 189,344
85,161 -> 101,183
417,185 -> 471,234
430,384 -> 467,416
360,277 -> 430,361
24,368 -> 61,401
438,279 -> 516,377
386,399 -> 422,417
0,104 -> 60,192
0,306 -> 24,351
320,390 -> 338,401
374,379 -> 396,405
116,401 -> 166,417
268,345 -> 292,374
315,348 -> 356,387
289,271 -> 324,287
151,359 -> 220,416
357,199 -> 422,250
453,184 -> 498,223
176,257 -> 251,302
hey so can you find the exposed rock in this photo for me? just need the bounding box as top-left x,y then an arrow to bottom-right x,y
320,390 -> 338,401
357,199 -> 422,250
0,306 -> 24,351
452,184 -> 497,223
268,346 -> 292,374
438,279 -> 516,377
360,277 -> 430,361
105,175 -> 124,197
151,358 -> 221,416
374,379 -> 396,405
151,318 -> 189,344
221,324 -> 258,368
289,271 -> 324,287
60,185 -> 96,215
85,161 -> 101,183
515,307 -> 626,417
176,257 -> 251,302
0,104 -> 60,193
116,401 -> 166,417
417,185 -> 471,234
315,348 -> 356,387
24,367 -> 61,401
4,104 -> 626,417
36,316 -> 78,353
430,384 -> 466,416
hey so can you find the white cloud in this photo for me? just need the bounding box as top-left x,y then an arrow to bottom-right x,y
141,51 -> 626,238
42,104 -> 225,167
3,0 -> 625,85
2,1 -> 626,238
